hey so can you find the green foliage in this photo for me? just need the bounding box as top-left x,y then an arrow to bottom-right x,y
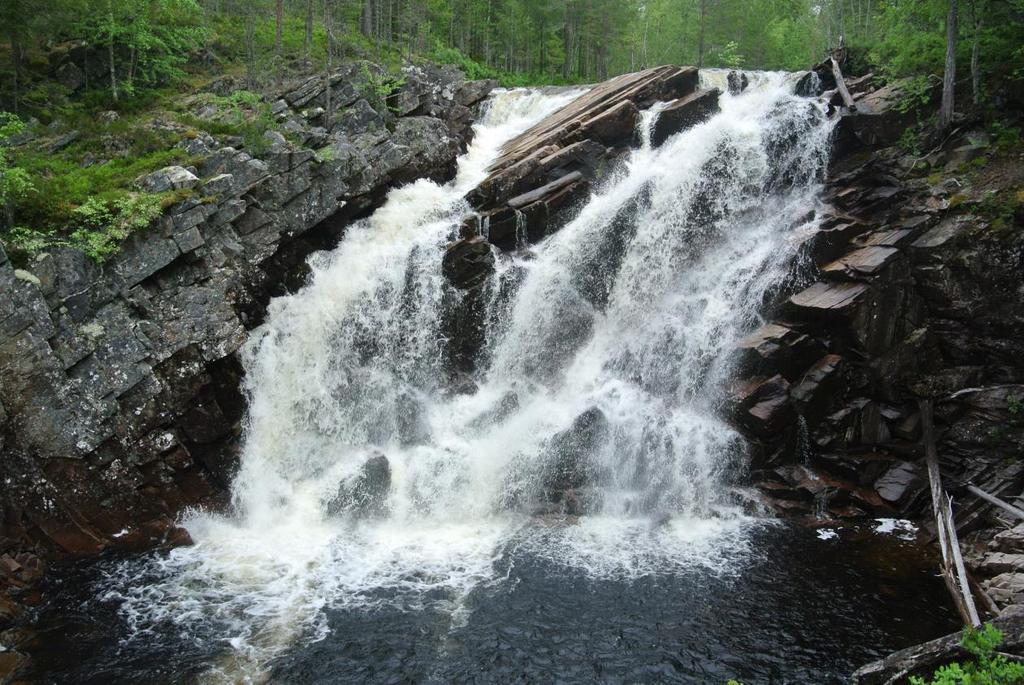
1009,396 -> 1023,417
0,113 -> 36,224
68,193 -> 163,262
715,41 -> 745,69
894,75 -> 938,114
359,65 -> 406,113
910,624 -> 1024,685
176,89 -> 279,154
72,0 -> 207,98
988,122 -> 1022,153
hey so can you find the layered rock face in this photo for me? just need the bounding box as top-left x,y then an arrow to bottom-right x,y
443,65 -> 721,372
731,73 -> 1024,527
0,63 -> 496,559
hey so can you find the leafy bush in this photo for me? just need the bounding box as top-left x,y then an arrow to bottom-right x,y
910,624 -> 1024,685
359,64 -> 405,113
0,113 -> 35,226
176,89 -> 279,154
68,193 -> 164,262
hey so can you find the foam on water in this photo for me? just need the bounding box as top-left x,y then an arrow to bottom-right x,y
101,74 -> 835,681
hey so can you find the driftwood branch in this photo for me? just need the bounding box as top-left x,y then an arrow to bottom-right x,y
920,399 -> 982,627
830,57 -> 856,109
965,484 -> 1024,521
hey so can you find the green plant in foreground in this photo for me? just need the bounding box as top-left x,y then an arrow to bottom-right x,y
910,623 -> 1024,685
67,194 -> 163,263
0,113 -> 36,228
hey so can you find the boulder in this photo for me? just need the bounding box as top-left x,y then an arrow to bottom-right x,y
873,460 -> 924,509
544,407 -> 609,495
139,165 -> 200,194
55,61 -> 85,91
442,237 -> 494,290
978,553 -> 1024,575
650,88 -> 720,147
730,375 -> 793,437
733,323 -> 825,380
786,281 -> 869,319
326,453 -> 391,517
726,71 -> 749,95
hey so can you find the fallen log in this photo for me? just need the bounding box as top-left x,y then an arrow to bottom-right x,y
920,399 -> 981,628
965,483 -> 1024,521
831,57 -> 856,109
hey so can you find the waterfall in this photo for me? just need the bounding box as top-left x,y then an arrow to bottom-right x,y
101,74 -> 834,682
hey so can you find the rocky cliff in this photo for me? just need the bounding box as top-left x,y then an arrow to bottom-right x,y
0,63 -> 496,565
730,67 -> 1024,559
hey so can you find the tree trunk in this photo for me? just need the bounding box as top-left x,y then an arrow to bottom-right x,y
970,0 -> 982,106
108,1 -> 118,101
697,0 -> 707,68
324,0 -> 334,129
361,0 -> 373,39
305,0 -> 314,65
245,6 -> 257,87
275,0 -> 284,58
8,26 -> 21,113
939,0 -> 958,133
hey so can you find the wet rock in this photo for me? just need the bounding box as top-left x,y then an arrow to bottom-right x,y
790,354 -> 844,424
0,650 -> 29,683
730,375 -> 793,437
873,460 -> 924,509
726,71 -> 749,95
786,281 -> 869,319
821,246 -> 900,281
581,99 -> 640,146
327,453 -> 392,517
734,323 -> 825,380
442,237 -> 494,290
467,65 -> 698,249
544,408 -> 609,494
650,88 -> 720,147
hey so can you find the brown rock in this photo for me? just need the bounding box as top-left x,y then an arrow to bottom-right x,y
821,246 -> 900,281
650,88 -> 721,147
787,281 -> 869,318
734,323 -> 825,379
730,375 -> 793,437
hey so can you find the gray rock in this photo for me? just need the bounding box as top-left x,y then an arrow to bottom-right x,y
173,227 -> 205,254
201,173 -> 235,197
139,165 -> 200,193
55,62 -> 85,91
873,460 -> 923,507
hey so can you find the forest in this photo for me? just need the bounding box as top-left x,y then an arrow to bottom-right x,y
1,0 -> 1022,97
0,0 -> 1021,262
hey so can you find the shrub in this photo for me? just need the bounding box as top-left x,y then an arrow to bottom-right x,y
910,624 -> 1024,685
67,193 -> 163,262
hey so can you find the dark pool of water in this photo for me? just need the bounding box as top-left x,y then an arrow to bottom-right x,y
20,522 -> 957,684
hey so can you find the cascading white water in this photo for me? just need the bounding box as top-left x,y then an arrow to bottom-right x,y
103,74 -> 833,682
